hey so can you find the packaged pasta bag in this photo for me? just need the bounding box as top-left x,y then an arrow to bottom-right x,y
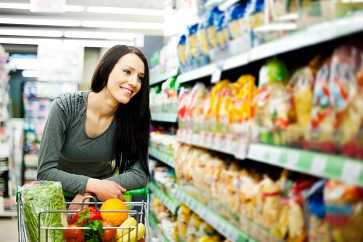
188,23 -> 200,69
306,60 -> 336,153
306,180 -> 331,242
177,34 -> 189,72
178,87 -> 192,130
331,45 -> 363,158
213,6 -> 229,50
324,180 -> 363,242
197,22 -> 211,66
286,67 -> 314,146
229,74 -> 256,125
189,83 -> 209,133
208,80 -> 229,133
227,3 -> 247,40
205,7 -> 219,50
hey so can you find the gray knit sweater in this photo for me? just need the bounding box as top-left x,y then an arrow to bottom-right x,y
37,91 -> 147,195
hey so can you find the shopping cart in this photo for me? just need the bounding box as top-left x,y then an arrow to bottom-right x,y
17,186 -> 150,242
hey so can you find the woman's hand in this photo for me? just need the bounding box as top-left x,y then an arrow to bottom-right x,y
86,178 -> 126,201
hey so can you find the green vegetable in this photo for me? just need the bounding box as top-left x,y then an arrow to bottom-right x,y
21,181 -> 66,242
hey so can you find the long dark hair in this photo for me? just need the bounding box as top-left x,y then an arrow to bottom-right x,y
91,45 -> 150,178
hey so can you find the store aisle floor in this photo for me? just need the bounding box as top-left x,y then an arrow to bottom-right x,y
0,218 -> 18,241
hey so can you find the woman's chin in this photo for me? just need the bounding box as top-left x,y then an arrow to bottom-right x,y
115,95 -> 131,104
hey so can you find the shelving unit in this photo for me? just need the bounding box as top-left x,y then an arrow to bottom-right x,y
248,143 -> 363,186
173,186 -> 256,242
150,71 -> 177,86
151,112 -> 178,123
149,147 -> 174,168
149,5 -> 363,242
176,13 -> 363,84
148,182 -> 180,215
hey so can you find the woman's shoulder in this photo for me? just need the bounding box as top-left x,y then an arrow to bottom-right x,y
54,91 -> 88,115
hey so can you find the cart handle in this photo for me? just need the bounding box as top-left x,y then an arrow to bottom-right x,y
64,186 -> 148,199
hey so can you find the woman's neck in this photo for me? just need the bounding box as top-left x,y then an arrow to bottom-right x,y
88,89 -> 118,119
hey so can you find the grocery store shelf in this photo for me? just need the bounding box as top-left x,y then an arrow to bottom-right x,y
151,112 -> 178,123
148,182 -> 180,215
175,13 -> 363,84
150,70 -> 177,86
248,143 -> 363,186
177,130 -> 248,159
177,64 -> 216,84
149,211 -> 173,242
0,210 -> 17,217
149,147 -> 174,168
249,13 -> 363,62
173,186 -> 255,242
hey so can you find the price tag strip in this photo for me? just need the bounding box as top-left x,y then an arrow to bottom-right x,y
149,182 -> 180,215
248,144 -> 363,186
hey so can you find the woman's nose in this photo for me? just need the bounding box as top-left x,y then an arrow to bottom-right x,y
128,74 -> 139,86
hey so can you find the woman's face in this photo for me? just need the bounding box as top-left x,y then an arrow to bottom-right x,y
106,53 -> 145,104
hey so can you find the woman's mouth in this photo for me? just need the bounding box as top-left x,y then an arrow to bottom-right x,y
120,86 -> 134,96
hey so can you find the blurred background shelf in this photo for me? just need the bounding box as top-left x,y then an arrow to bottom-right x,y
149,147 -> 174,168
248,143 -> 363,186
148,182 -> 179,215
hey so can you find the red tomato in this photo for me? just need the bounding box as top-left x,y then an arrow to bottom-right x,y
102,222 -> 116,242
67,213 -> 80,225
64,225 -> 84,242
89,206 -> 102,220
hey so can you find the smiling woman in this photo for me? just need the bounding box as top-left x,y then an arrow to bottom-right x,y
37,45 -> 151,206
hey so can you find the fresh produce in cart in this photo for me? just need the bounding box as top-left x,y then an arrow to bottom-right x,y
20,181 -> 66,242
65,198 -> 146,242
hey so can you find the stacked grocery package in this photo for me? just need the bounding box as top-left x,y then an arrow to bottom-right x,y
148,0 -> 363,242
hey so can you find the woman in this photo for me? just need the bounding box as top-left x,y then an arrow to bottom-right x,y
37,45 -> 150,204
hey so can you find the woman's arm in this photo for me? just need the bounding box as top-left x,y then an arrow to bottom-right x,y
107,160 -> 149,190
37,99 -> 90,194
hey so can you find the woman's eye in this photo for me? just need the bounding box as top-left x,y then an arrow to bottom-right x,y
123,69 -> 131,75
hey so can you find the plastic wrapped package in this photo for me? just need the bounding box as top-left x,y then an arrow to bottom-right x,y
331,45 -> 363,158
176,205 -> 193,241
205,7 -> 219,50
188,23 -> 201,69
285,67 -> 315,146
20,181 -> 66,242
254,59 -> 290,145
177,35 -> 189,72
196,22 -> 211,66
214,7 -> 229,50
324,180 -> 363,242
307,45 -> 363,156
227,3 -> 252,53
178,87 -> 192,130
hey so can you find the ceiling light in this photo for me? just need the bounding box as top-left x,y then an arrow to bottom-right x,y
63,31 -> 138,40
0,17 -> 81,27
0,37 -> 134,48
86,6 -> 165,16
0,27 -> 63,37
22,70 -> 39,78
81,20 -> 164,30
0,2 -> 84,12
0,3 -> 29,9
64,39 -> 134,48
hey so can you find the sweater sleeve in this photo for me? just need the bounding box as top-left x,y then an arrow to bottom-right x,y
37,98 -> 89,194
107,160 -> 149,190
